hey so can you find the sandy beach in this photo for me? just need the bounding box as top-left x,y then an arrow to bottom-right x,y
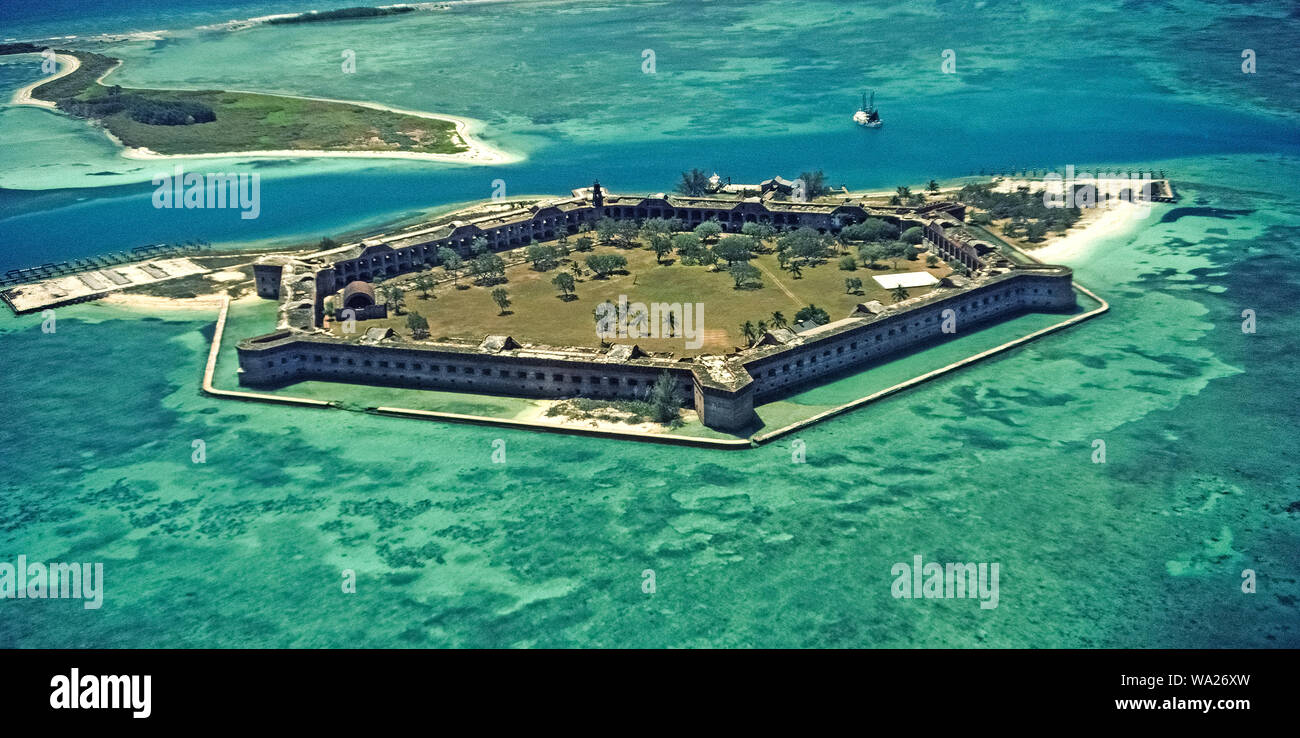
513,402 -> 681,435
10,53 -> 520,166
9,52 -> 80,108
1026,204 -> 1149,262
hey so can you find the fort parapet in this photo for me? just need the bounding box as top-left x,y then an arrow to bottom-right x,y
237,182 -> 1076,431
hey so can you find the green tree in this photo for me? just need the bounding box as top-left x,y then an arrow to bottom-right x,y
574,235 -> 595,252
616,219 -> 640,246
672,232 -> 706,265
900,226 -> 924,244
552,271 -> 576,300
649,233 -> 673,263
888,240 -> 914,268
891,285 -> 909,302
470,237 -> 489,255
414,273 -> 436,298
527,244 -> 559,271
843,218 -> 899,243
794,305 -> 829,325
796,169 -> 830,198
381,284 -> 406,315
838,254 -> 857,271
728,261 -> 761,289
641,217 -> 674,238
585,253 -> 628,278
741,221 -> 776,245
596,217 -> 619,245
406,311 -> 430,339
770,311 -> 788,330
491,287 -> 511,314
926,253 -> 939,268
714,235 -> 755,266
438,247 -> 463,286
695,220 -> 723,242
777,227 -> 828,265
927,179 -> 940,193
740,320 -> 758,346
471,252 -> 507,285
788,261 -> 803,279
859,242 -> 887,268
845,277 -> 863,294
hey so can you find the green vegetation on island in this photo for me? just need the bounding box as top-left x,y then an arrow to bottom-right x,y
958,182 -> 1082,242
266,6 -> 416,25
4,47 -> 467,156
339,212 -> 950,355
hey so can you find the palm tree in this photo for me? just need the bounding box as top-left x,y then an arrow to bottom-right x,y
756,320 -> 768,338
770,311 -> 787,330
927,179 -> 939,194
788,261 -> 803,279
891,285 -> 909,302
740,321 -> 757,347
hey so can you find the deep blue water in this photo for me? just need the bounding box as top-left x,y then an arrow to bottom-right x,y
2,0 -> 1299,269
3,101 -> 1298,270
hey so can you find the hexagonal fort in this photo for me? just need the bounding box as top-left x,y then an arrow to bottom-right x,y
239,180 -> 1076,432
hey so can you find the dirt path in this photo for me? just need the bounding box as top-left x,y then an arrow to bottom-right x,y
753,261 -> 805,308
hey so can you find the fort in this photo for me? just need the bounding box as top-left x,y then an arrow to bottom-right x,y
236,180 -> 1079,433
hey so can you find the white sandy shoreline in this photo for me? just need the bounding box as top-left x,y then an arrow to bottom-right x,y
1027,204 -> 1155,263
9,52 -> 80,108
8,52 -> 521,166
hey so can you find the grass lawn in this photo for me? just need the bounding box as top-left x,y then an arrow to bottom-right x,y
335,236 -> 951,356
27,50 -> 463,155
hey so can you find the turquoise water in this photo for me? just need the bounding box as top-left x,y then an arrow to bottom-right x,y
1,2 -> 1298,647
3,0 -> 1299,267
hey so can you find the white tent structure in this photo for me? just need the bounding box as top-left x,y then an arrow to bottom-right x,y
873,272 -> 939,290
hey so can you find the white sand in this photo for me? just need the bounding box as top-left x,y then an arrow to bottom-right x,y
9,53 -> 80,108
1028,202 -> 1156,263
514,402 -> 678,434
98,291 -> 258,312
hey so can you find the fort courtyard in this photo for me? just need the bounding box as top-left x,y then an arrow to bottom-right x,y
329,234 -> 953,355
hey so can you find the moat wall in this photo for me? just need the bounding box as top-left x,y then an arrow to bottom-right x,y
237,267 -> 1072,431
742,270 -> 1073,401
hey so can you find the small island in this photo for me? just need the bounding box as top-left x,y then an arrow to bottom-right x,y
2,42 -> 513,163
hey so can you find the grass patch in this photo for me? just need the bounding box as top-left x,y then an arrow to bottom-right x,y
332,235 -> 950,355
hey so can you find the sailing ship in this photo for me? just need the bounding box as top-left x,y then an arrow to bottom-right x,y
853,91 -> 882,128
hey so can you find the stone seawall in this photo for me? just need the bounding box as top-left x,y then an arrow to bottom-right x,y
742,268 -> 1074,400
237,266 -> 1072,431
